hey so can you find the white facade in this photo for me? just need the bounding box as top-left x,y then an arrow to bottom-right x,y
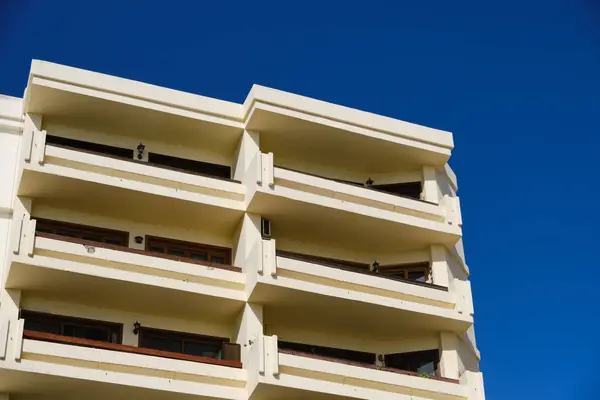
0,60 -> 485,400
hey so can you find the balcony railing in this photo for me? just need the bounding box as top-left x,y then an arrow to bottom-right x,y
36,232 -> 242,273
23,330 -> 242,368
276,250 -> 447,291
277,347 -> 458,384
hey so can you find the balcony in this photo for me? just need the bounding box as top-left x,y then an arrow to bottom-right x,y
249,240 -> 473,338
7,217 -> 246,322
17,129 -> 246,233
250,335 -> 483,400
247,154 -> 462,255
0,318 -> 246,400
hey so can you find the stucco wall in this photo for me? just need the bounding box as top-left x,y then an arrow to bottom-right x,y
31,203 -> 234,250
43,122 -> 235,172
21,295 -> 235,347
265,320 -> 440,355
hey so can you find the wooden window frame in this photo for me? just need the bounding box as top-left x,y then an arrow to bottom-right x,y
147,152 -> 232,181
35,218 -> 130,247
145,235 -> 231,265
46,135 -> 134,160
20,310 -> 123,344
377,262 -> 431,282
384,349 -> 441,376
276,250 -> 370,271
138,326 -> 239,361
279,340 -> 376,365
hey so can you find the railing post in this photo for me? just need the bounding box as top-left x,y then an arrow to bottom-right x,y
13,318 -> 24,361
262,239 -> 277,276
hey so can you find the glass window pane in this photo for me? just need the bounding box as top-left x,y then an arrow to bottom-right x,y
407,270 -> 426,282
24,320 -> 61,335
63,324 -> 109,342
167,248 -> 185,257
191,252 -> 208,261
142,336 -> 182,353
149,246 -> 165,253
417,361 -> 436,375
211,256 -> 225,264
185,341 -> 221,358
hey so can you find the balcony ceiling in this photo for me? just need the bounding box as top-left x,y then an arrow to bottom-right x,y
247,105 -> 451,173
248,190 -> 460,254
19,170 -> 244,237
26,79 -> 244,156
8,262 -> 244,324
253,283 -> 471,337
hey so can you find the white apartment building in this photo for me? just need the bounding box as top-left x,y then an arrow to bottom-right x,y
0,60 -> 485,400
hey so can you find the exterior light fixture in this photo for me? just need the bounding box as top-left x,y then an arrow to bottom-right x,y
371,261 -> 380,273
136,143 -> 145,160
133,321 -> 141,335
134,236 -> 144,244
365,177 -> 374,187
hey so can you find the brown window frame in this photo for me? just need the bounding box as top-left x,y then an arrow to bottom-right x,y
147,152 -> 232,180
145,235 -> 231,265
138,326 -> 239,361
46,135 -> 134,160
35,218 -> 129,247
20,310 -> 123,344
377,262 -> 431,282
279,340 -> 376,365
276,250 -> 370,272
385,349 -> 441,376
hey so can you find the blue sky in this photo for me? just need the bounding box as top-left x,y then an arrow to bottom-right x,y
1,1 -> 599,398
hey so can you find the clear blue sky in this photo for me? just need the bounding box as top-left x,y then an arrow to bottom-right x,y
1,1 -> 599,399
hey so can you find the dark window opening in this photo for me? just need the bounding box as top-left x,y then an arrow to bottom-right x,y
378,262 -> 430,283
279,341 -> 376,365
138,327 -> 235,360
21,310 -> 122,344
385,349 -> 440,375
148,153 -> 231,180
46,135 -> 134,159
146,236 -> 231,265
35,218 -> 129,247
371,182 -> 423,200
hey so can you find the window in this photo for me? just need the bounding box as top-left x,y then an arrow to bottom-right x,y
385,349 -> 440,375
36,219 -> 129,247
146,236 -> 231,265
148,153 -> 231,180
378,262 -> 430,283
46,135 -> 134,159
21,310 -> 122,344
276,250 -> 370,272
279,341 -> 376,365
138,327 -> 227,359
371,182 -> 423,200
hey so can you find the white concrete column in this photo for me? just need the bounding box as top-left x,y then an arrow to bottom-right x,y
21,114 -> 42,164
233,303 -> 264,395
0,289 -> 21,362
233,130 -> 260,183
7,197 -> 31,263
439,332 -> 460,379
422,166 -> 438,204
429,245 -> 449,287
460,371 -> 486,400
233,213 -> 263,293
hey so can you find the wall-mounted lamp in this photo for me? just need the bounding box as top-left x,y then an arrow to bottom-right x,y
371,261 -> 380,273
133,321 -> 141,335
136,143 -> 146,160
365,177 -> 374,187
134,236 -> 144,244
